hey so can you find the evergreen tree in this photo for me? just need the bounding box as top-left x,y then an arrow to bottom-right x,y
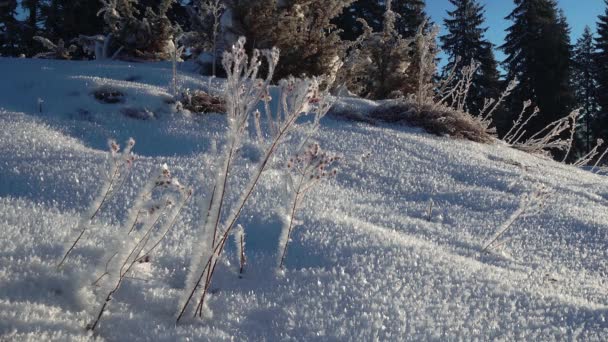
595,0 -> 608,145
572,26 -> 599,152
334,0 -> 384,41
42,0 -> 104,50
22,0 -> 45,56
393,0 -> 429,38
500,0 -> 575,144
0,0 -> 19,56
440,0 -> 500,115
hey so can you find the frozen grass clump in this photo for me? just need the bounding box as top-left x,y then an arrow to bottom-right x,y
370,100 -> 494,143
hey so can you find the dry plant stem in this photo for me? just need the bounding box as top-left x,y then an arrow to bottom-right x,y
561,112 -> 579,162
279,185 -> 303,270
90,196 -> 182,331
57,166 -> 121,269
137,191 -> 193,261
239,234 -> 245,274
482,215 -> 521,253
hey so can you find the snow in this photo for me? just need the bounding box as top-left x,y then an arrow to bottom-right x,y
1,57 -> 607,341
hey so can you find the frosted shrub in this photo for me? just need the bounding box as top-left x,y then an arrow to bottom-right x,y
230,0 -> 353,81
177,37 -> 335,322
336,0 -> 415,99
58,138 -> 135,268
97,0 -> 179,60
277,143 -> 338,271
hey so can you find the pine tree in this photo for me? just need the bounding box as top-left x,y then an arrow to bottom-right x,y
500,0 -> 575,143
0,0 -> 19,56
334,0 -> 384,41
572,26 -> 599,152
22,0 -> 45,56
595,0 -> 608,145
393,0 -> 429,38
440,0 -> 500,116
43,0 -> 104,53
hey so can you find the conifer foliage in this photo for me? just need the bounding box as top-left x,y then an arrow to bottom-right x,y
98,0 -> 180,60
595,1 -> 608,145
500,0 -> 575,141
572,26 -> 599,152
0,0 -> 19,56
440,0 -> 500,116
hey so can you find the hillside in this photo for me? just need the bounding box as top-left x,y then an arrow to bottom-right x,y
0,58 -> 607,341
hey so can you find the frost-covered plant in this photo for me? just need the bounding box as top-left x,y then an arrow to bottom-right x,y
33,36 -> 77,60
177,37 -> 334,322
73,34 -> 123,60
412,23 -> 439,108
573,139 -> 604,167
511,109 -> 580,157
88,164 -> 192,331
436,59 -> 480,112
278,143 -> 338,271
503,100 -> 540,144
336,0 -> 415,99
58,138 -> 135,268
229,0 -> 353,81
98,0 -> 180,60
482,185 -> 550,253
178,37 -> 278,321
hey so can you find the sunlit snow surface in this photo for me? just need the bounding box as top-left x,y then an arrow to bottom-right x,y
0,58 -> 607,341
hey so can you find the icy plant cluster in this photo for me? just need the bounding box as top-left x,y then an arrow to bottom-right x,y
177,37 -> 336,322
88,164 -> 192,330
278,143 -> 339,271
56,138 -> 193,330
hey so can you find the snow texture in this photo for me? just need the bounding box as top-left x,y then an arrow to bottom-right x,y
0,57 -> 607,341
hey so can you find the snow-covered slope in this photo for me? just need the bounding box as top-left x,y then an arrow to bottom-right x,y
0,58 -> 607,341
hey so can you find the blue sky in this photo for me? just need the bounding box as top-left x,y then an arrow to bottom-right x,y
427,0 -> 607,66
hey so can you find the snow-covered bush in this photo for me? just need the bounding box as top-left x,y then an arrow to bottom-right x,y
177,37 -> 335,322
228,0 -> 353,80
97,0 -> 180,60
